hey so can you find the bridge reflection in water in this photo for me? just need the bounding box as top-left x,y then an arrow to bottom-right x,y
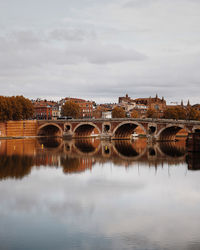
0,138 -> 199,180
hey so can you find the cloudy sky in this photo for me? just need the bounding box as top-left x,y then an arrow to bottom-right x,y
0,0 -> 200,104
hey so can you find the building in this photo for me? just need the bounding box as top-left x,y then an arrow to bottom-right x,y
102,111 -> 112,119
119,94 -> 166,118
134,94 -> 166,116
61,97 -> 93,118
93,104 -> 115,119
193,104 -> 200,112
118,94 -> 133,104
118,94 -> 136,117
132,104 -> 148,118
33,100 -> 60,120
52,104 -> 60,120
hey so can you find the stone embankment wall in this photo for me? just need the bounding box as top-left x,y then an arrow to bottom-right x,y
0,121 -> 38,138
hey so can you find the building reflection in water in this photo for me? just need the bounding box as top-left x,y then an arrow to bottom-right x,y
0,137 -> 199,180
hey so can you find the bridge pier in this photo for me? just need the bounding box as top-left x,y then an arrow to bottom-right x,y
100,132 -> 112,140
63,131 -> 73,139
147,134 -> 157,144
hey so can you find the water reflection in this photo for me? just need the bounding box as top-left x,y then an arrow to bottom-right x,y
187,152 -> 200,170
0,138 -> 200,250
0,155 -> 33,180
0,138 -> 199,180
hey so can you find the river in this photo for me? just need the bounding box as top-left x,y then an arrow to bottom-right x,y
0,138 -> 200,250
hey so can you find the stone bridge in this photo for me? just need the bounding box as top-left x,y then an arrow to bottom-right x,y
37,118 -> 200,141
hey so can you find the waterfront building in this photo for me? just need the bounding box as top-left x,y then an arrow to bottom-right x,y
118,94 -> 166,118
61,97 -> 93,118
33,100 -> 59,120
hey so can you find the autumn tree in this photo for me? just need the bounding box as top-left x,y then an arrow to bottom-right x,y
186,107 -> 200,120
131,110 -> 139,118
163,106 -> 187,120
61,101 -> 80,118
146,108 -> 155,118
0,96 -> 10,121
16,96 -> 34,119
112,106 -> 126,118
10,96 -> 23,120
0,96 -> 34,121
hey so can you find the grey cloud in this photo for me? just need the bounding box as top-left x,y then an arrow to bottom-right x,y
123,0 -> 159,8
66,43 -> 147,64
48,28 -> 96,41
9,30 -> 42,45
0,31 -> 146,72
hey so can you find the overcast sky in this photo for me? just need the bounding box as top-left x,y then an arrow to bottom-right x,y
0,0 -> 200,104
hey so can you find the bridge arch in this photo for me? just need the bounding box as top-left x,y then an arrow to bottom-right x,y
73,122 -> 101,137
112,121 -> 147,139
37,123 -> 63,137
156,124 -> 189,141
112,140 -> 147,161
192,125 -> 200,133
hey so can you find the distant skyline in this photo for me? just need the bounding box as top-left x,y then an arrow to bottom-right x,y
0,0 -> 200,104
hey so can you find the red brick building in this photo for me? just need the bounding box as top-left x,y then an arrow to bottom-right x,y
62,97 -> 93,118
33,100 -> 59,120
118,94 -> 166,118
134,95 -> 166,118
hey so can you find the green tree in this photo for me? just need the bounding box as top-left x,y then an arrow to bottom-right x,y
112,106 -> 126,118
61,101 -> 80,118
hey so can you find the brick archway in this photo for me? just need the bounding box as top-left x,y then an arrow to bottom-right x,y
192,125 -> 200,133
112,121 -> 147,139
37,123 -> 63,136
156,124 -> 190,141
73,122 -> 101,137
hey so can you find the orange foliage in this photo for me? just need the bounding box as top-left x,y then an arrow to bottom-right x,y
112,107 -> 126,118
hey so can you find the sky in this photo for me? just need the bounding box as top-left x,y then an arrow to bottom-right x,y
0,0 -> 200,104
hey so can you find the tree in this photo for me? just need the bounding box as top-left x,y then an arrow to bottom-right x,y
16,96 -> 34,119
61,101 -> 80,118
146,108 -> 155,118
0,96 -> 34,121
0,96 -> 10,121
186,107 -> 200,120
112,106 -> 126,118
131,110 -> 139,118
163,106 -> 186,120
10,96 -> 23,120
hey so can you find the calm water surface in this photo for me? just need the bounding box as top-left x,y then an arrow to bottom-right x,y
0,138 -> 200,250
